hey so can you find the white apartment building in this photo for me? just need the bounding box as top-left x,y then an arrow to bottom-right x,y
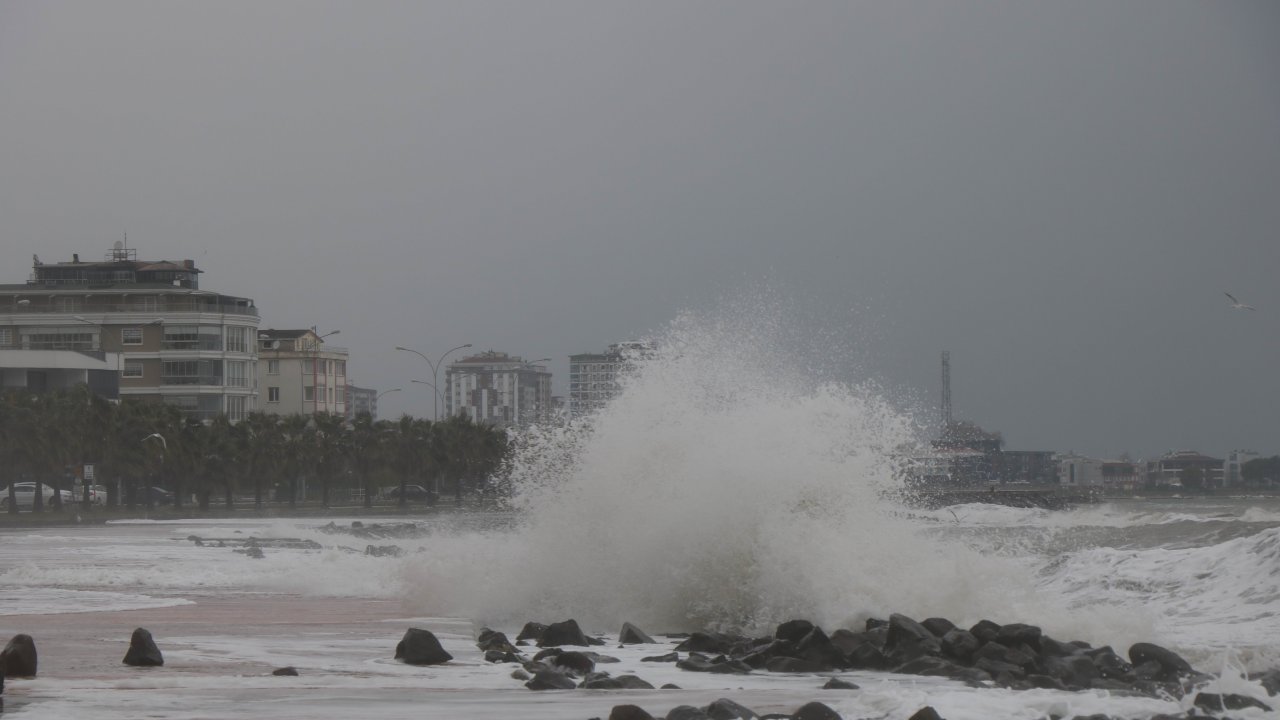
444,351 -> 552,426
0,245 -> 259,420
568,341 -> 653,418
258,329 -> 348,417
1224,450 -> 1260,487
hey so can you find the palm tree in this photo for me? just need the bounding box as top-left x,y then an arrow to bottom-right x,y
310,412 -> 348,508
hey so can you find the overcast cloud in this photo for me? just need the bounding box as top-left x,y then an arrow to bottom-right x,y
2,1 -> 1277,458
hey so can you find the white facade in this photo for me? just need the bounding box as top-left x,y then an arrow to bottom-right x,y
444,351 -> 552,426
1057,453 -> 1104,486
258,329 -> 348,417
1224,450 -> 1260,487
568,341 -> 653,418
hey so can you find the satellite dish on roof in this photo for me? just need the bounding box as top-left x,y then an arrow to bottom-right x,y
113,240 -> 123,250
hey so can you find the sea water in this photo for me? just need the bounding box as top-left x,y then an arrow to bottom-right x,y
1,306 -> 1277,718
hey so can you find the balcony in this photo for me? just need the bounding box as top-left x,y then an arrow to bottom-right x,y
5,298 -> 258,317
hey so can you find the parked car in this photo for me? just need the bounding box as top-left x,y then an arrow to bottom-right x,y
0,482 -> 76,511
72,484 -> 109,505
385,484 -> 435,503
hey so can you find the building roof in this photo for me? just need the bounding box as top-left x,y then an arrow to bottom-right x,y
258,329 -> 312,339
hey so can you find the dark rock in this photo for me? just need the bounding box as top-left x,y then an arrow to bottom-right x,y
973,641 -> 1036,669
968,620 -> 1001,644
1250,668 -> 1280,696
552,651 -> 596,675
517,621 -> 548,642
921,618 -> 957,638
706,697 -> 759,719
1,634 -> 38,677
1193,692 -> 1272,712
620,622 -> 656,645
583,676 -> 624,689
642,652 -> 679,663
940,629 -> 981,663
661,683 -> 681,689
675,632 -> 737,654
865,617 -> 888,630
1128,642 -> 1194,678
484,650 -> 523,663
973,657 -> 1026,681
884,614 -> 941,664
995,623 -> 1042,651
239,545 -> 265,559
899,656 -> 992,683
610,675 -> 656,689
766,656 -> 830,673
667,705 -> 711,720
677,653 -> 752,674
364,544 -> 403,557
272,666 -> 299,676
845,642 -> 889,670
394,628 -> 453,666
907,708 -> 945,720
1039,636 -> 1079,658
793,700 -> 843,720
477,628 -> 517,653
610,705 -> 657,720
511,668 -> 530,680
795,627 -> 846,670
539,619 -> 592,647
776,620 -> 816,643
1026,674 -> 1068,690
525,668 -> 577,690
123,628 -> 164,667
1085,646 -> 1133,681
1042,654 -> 1098,688
828,629 -> 869,657
822,677 -> 859,689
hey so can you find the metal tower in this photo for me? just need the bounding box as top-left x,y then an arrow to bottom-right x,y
941,351 -> 952,427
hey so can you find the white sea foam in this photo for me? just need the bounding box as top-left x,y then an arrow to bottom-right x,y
398,300 -> 1152,645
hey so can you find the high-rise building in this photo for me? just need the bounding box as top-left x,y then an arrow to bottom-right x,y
257,329 -> 348,417
346,383 -> 378,420
0,245 -> 259,420
568,341 -> 653,418
444,351 -> 551,426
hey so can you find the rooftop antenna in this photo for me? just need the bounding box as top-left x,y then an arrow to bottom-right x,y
941,351 -> 952,428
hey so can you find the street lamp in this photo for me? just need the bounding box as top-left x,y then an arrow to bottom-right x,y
395,343 -> 472,421
141,433 -> 167,509
375,388 -> 401,421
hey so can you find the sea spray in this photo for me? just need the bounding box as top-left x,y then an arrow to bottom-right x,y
399,300 -> 1147,640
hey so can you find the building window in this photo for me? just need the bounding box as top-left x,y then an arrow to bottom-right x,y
301,358 -> 314,374
161,359 -> 223,385
121,327 -> 144,345
336,360 -> 346,377
226,361 -> 247,387
26,329 -> 93,351
227,395 -> 247,422
318,386 -> 326,403
0,328 -> 11,347
304,386 -> 314,402
268,386 -> 280,403
122,360 -> 144,378
226,326 -> 246,353
52,296 -> 83,313
267,359 -> 279,375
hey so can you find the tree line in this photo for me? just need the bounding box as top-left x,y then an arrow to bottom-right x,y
0,386 -> 510,512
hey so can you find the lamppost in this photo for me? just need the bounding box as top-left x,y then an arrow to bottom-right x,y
375,388 -> 401,421
141,433 -> 166,509
395,343 -> 471,421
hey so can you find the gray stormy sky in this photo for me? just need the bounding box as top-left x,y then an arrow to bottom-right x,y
2,1 -> 1277,459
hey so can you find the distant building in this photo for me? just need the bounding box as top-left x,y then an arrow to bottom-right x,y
568,341 -> 652,417
258,329 -> 347,417
1224,450 -> 1260,487
444,350 -> 552,426
0,244 -> 259,420
346,383 -> 378,420
1000,450 -> 1057,484
1145,450 -> 1225,488
1100,460 -> 1141,490
1057,453 -> 1104,487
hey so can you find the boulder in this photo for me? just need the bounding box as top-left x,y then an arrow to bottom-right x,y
1250,668 -> 1280,696
675,632 -> 736,654
677,653 -> 752,675
794,627 -> 846,670
1084,646 -> 1132,681
610,705 -> 657,720
394,628 -> 453,666
968,620 -> 1001,644
845,642 -> 889,670
1192,692 -> 1272,713
1038,636 -> 1079,658
1128,643 -> 1193,678
484,650 -> 523,664
551,650 -> 596,675
525,668 -> 576,690
907,708 -> 944,720
883,614 -> 941,664
620,622 -> 656,645
921,618 -> 957,638
517,621 -> 548,642
667,706 -> 712,720
828,629 -> 869,656
793,701 -> 843,720
940,629 -> 980,663
272,666 -> 299,676
973,641 -> 1036,669
123,628 -> 164,667
476,629 -> 517,653
775,620 -> 815,643
604,675 -> 656,689
642,652 -> 679,663
995,623 -> 1042,651
2,634 -> 37,677
898,656 -> 992,682
822,677 -> 858,689
706,697 -> 759,719
765,657 -> 830,673
539,619 -> 592,647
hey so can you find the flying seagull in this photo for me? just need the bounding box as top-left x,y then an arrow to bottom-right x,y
1224,292 -> 1256,311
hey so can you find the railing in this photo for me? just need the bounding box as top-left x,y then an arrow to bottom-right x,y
5,300 -> 258,317
160,376 -> 224,386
